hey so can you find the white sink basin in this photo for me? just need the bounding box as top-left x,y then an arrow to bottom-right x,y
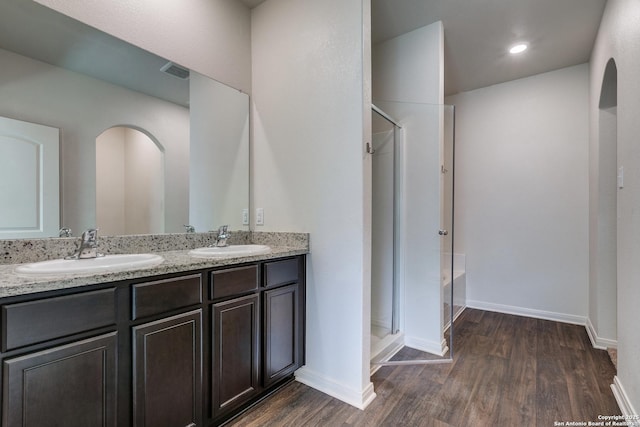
189,244 -> 271,259
15,254 -> 164,276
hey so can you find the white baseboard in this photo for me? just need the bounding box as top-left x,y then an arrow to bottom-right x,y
466,299 -> 587,325
466,300 -> 621,352
611,376 -> 640,425
295,366 -> 377,410
404,335 -> 448,357
586,317 -> 618,350
444,304 -> 466,332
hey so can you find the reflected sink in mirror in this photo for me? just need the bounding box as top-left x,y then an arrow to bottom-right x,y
15,254 -> 164,276
189,245 -> 271,259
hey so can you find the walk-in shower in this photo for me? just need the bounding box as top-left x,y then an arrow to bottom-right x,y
370,101 -> 459,367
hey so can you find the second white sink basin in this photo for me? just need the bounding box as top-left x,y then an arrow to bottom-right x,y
15,254 -> 164,276
189,244 -> 271,259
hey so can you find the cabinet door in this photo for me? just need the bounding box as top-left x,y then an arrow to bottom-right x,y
132,310 -> 202,427
263,283 -> 300,387
212,293 -> 260,418
3,332 -> 117,427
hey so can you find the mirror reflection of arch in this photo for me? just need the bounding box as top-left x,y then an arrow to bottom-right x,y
96,126 -> 165,235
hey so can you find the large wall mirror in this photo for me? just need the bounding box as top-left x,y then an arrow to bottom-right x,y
0,0 -> 249,238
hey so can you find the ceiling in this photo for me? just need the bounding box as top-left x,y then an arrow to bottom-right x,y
238,0 -> 267,8
374,0 -> 607,96
2,0 -> 607,100
243,0 -> 607,96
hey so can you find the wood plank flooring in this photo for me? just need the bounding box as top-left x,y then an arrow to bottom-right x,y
227,309 -> 620,427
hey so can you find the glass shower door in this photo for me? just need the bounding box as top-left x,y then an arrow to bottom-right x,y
371,102 -> 455,366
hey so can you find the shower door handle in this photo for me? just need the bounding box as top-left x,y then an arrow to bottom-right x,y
439,230 -> 448,236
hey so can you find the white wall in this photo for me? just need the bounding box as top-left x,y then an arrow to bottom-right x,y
589,0 -> 640,415
446,64 -> 590,322
373,24 -> 444,103
372,23 -> 446,354
251,0 -> 374,409
34,0 -> 252,93
0,48 -> 189,235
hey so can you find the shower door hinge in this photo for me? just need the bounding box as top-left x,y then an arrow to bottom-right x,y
366,142 -> 375,154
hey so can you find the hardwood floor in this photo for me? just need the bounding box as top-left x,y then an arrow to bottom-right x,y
227,309 -> 620,427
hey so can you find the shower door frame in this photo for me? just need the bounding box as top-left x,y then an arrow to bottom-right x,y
370,103 -> 455,367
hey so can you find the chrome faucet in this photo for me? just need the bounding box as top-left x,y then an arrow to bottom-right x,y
184,224 -> 195,233
58,227 -> 72,238
66,228 -> 103,259
214,225 -> 229,247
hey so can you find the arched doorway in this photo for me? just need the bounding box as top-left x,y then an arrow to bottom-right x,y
96,126 -> 165,235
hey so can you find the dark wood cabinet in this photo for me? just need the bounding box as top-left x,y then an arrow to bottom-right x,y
211,293 -> 260,418
2,332 -> 117,427
0,254 -> 305,427
132,310 -> 202,427
263,283 -> 300,387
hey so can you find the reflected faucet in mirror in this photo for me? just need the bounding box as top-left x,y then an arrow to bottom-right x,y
214,225 -> 229,247
58,228 -> 72,237
65,229 -> 104,259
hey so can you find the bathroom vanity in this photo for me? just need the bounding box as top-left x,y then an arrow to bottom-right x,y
0,234 -> 307,427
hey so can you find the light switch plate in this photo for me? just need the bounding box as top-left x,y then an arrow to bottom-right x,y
256,208 -> 264,226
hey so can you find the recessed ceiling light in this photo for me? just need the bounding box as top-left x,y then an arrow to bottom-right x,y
509,43 -> 528,54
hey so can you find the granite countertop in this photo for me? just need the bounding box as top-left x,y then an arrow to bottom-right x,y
0,232 -> 309,299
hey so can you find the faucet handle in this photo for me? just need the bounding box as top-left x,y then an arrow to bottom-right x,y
82,228 -> 99,244
214,225 -> 230,247
184,224 -> 195,233
58,227 -> 72,237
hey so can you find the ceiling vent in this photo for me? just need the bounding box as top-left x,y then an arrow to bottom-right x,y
160,61 -> 190,80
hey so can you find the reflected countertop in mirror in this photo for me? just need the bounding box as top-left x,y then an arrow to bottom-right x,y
0,0 -> 249,239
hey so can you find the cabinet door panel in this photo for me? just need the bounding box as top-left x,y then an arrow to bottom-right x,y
263,284 -> 299,387
133,310 -> 202,427
3,332 -> 117,427
212,293 -> 260,417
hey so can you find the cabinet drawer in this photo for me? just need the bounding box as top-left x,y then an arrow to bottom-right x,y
132,274 -> 202,320
264,258 -> 299,288
2,288 -> 116,351
210,265 -> 259,300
